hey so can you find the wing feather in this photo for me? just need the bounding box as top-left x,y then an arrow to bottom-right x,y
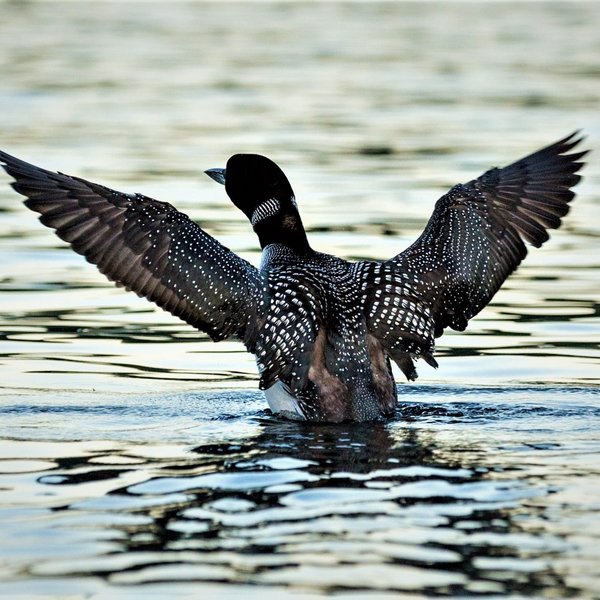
0,149 -> 263,347
360,132 -> 587,375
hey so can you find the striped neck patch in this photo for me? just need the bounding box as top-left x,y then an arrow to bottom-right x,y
251,198 -> 281,227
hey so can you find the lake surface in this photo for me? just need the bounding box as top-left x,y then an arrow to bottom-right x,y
0,2 -> 599,598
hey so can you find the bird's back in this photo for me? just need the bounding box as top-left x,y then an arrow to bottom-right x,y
257,245 -> 396,421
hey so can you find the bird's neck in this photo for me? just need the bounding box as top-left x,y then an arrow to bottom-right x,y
253,206 -> 311,252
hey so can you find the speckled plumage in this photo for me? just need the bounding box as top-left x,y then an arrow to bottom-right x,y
0,133 -> 587,422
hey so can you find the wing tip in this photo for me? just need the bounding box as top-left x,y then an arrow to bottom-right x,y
549,129 -> 590,164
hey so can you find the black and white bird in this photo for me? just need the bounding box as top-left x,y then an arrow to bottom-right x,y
0,133 -> 587,422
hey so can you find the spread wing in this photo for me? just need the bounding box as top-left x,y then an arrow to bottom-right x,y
360,132 -> 587,376
0,150 -> 263,348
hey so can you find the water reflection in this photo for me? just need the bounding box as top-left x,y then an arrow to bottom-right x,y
16,415 -> 577,596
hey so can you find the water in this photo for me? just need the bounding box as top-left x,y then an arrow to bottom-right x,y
0,2 -> 599,598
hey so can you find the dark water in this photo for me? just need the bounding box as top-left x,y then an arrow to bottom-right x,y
0,2 -> 599,598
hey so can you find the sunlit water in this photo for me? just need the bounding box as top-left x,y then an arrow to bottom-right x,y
0,2 -> 599,599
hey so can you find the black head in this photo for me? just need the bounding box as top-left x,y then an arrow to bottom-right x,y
205,154 -> 310,252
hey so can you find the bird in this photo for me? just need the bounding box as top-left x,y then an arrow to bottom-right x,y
0,133 -> 587,422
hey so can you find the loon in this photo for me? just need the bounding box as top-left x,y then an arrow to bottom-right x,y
0,133 -> 587,422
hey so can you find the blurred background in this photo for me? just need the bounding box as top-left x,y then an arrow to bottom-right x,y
0,2 -> 599,599
0,1 -> 598,393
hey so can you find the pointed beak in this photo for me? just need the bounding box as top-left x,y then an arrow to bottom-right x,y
204,168 -> 226,185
